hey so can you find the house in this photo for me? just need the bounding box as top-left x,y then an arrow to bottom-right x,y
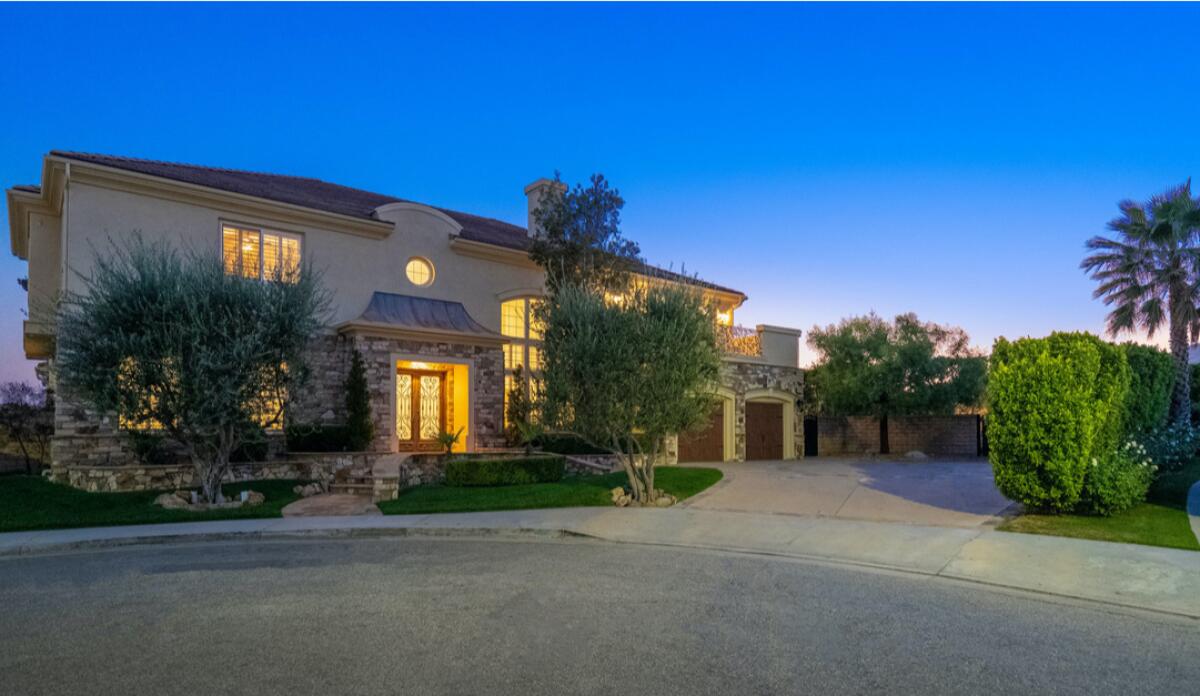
6,151 -> 803,487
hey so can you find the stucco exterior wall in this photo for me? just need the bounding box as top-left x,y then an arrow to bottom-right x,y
62,182 -> 548,332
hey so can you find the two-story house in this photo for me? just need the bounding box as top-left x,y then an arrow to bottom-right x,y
7,152 -> 803,486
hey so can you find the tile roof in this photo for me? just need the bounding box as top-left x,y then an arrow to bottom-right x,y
47,151 -> 743,297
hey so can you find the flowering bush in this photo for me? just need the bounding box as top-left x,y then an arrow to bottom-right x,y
1078,440 -> 1155,516
1138,423 -> 1200,473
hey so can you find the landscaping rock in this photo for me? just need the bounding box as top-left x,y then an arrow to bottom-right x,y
654,495 -> 676,507
905,450 -> 929,460
244,490 -> 265,506
154,493 -> 189,510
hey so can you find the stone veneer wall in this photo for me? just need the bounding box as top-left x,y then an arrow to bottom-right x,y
289,332 -> 505,452
721,359 -> 804,461
667,359 -> 805,463
49,330 -> 505,482
65,452 -> 379,493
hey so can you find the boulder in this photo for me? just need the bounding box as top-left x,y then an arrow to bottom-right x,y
905,450 -> 929,461
154,493 -> 188,510
244,490 -> 266,506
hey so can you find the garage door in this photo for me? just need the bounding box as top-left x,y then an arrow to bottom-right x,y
746,401 -> 783,460
678,403 -> 724,462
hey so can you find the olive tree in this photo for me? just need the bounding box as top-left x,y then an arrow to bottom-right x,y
0,382 -> 53,474
540,282 -> 721,504
529,172 -> 642,294
56,239 -> 328,502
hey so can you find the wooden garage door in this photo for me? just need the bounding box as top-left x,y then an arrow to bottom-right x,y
746,401 -> 783,460
678,403 -> 724,462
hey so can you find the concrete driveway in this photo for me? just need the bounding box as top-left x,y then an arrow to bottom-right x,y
683,457 -> 1013,527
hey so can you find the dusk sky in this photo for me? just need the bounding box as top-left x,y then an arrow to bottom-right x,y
2,2 -> 1198,384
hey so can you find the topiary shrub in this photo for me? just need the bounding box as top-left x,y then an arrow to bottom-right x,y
987,332 -> 1131,512
1078,440 -> 1156,516
345,349 -> 374,451
444,455 -> 565,487
1122,343 -> 1174,436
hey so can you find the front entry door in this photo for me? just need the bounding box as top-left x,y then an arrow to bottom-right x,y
396,369 -> 446,451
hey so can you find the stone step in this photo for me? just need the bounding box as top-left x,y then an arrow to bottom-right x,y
328,482 -> 374,496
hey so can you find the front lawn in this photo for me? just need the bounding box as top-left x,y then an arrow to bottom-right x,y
998,461 -> 1199,552
0,475 -> 305,533
378,466 -> 722,516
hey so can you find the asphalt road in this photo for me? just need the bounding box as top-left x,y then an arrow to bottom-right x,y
1,537 -> 1197,695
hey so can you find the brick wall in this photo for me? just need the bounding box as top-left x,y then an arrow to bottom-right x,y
815,416 -> 879,455
814,415 -> 980,456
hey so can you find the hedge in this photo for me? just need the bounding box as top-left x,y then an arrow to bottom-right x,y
285,424 -> 352,452
1122,343 -> 1173,436
534,433 -> 610,456
988,332 -> 1130,512
445,456 -> 566,487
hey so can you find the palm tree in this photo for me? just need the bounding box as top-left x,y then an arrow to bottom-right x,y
1082,180 -> 1200,426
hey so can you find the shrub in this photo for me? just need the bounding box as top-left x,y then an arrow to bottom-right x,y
534,433 -> 609,456
230,436 -> 269,463
1078,440 -> 1155,516
987,333 -> 1131,512
445,456 -> 565,487
286,424 -> 351,452
345,349 -> 374,451
126,431 -> 174,466
1137,422 -> 1200,473
1122,343 -> 1174,436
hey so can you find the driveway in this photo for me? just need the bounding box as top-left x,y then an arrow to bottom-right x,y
683,457 -> 1012,527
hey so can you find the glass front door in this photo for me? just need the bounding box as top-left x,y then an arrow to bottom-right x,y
396,369 -> 445,450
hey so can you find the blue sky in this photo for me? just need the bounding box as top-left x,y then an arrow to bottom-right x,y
2,2 -> 1198,383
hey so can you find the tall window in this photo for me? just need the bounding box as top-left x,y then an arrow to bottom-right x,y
222,224 -> 301,282
501,297 -> 543,423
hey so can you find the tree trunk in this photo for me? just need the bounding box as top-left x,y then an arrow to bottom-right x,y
1169,294 -> 1192,427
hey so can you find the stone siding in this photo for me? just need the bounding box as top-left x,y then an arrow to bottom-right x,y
65,452 -> 379,493
47,329 -> 506,487
722,359 -> 804,462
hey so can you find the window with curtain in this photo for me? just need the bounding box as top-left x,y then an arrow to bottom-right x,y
222,224 -> 301,282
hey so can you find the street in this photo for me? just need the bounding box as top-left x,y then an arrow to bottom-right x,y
1,537 -> 1196,695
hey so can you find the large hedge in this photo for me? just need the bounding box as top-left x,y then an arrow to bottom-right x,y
988,333 -> 1131,512
1121,343 -> 1174,436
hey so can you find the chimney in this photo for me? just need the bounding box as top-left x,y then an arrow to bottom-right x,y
524,177 -> 566,237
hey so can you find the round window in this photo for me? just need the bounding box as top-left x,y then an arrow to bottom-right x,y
405,257 -> 434,287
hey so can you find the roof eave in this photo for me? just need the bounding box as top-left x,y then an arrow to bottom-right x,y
47,153 -> 396,241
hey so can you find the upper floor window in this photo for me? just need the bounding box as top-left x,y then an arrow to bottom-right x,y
405,257 -> 435,287
222,224 -> 301,282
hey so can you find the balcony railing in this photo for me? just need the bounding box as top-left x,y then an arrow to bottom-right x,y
716,324 -> 762,358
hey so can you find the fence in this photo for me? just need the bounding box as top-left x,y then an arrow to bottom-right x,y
806,415 -> 985,457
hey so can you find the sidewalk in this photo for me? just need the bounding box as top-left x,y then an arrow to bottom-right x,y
2,506 -> 1198,619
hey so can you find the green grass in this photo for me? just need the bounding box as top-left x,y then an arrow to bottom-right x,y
0,476 -> 305,533
998,460 -> 1199,552
378,466 -> 723,516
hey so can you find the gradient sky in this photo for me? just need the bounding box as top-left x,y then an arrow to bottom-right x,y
2,2 -> 1199,384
